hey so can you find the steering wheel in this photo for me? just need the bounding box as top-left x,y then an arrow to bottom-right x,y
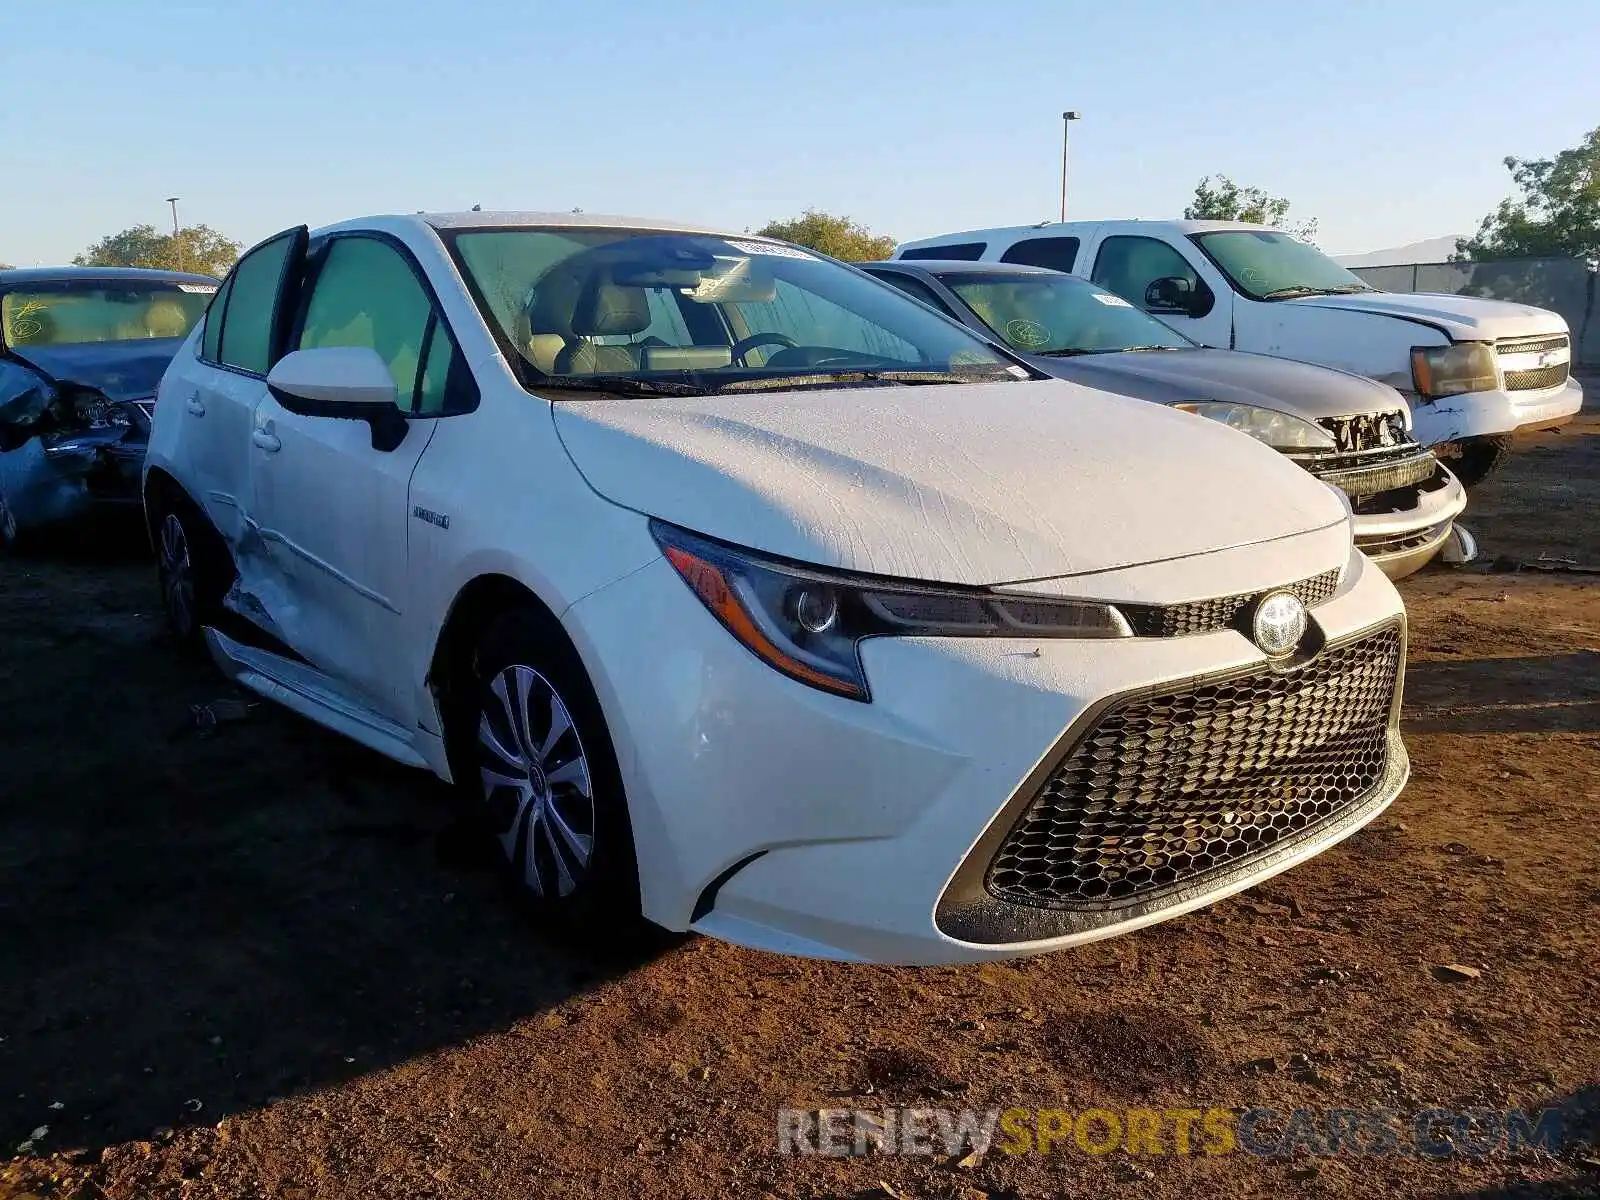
730,331 -> 798,366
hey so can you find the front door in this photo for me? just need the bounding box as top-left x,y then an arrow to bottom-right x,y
244,233 -> 466,722
1086,233 -> 1234,349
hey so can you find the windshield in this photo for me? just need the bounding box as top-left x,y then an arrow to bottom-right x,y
0,279 -> 214,349
941,272 -> 1194,355
1192,230 -> 1373,300
445,228 -> 1022,395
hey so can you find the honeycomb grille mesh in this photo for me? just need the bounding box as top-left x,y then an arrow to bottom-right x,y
1121,570 -> 1340,638
985,625 -> 1402,911
1503,363 -> 1570,392
1496,334 -> 1568,356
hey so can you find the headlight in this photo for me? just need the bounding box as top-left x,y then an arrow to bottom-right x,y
1410,343 -> 1497,399
652,521 -> 1131,702
1172,402 -> 1336,451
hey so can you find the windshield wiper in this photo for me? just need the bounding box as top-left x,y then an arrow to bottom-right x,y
1038,345 -> 1183,357
1261,284 -> 1374,300
532,373 -> 715,398
712,369 -> 998,393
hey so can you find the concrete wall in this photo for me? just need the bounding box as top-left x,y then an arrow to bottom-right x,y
1351,257 -> 1599,366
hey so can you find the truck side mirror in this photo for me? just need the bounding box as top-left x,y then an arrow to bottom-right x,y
1145,276 -> 1193,312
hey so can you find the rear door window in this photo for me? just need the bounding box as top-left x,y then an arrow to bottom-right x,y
999,236 -> 1080,272
216,228 -> 305,375
200,274 -> 234,361
876,273 -> 959,317
900,242 -> 987,261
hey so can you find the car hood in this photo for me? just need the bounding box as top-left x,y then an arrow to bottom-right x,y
5,339 -> 184,402
552,378 -> 1348,586
1026,347 -> 1408,421
1289,292 -> 1570,341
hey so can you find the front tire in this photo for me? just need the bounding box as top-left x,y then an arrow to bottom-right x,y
465,608 -> 639,925
0,492 -> 18,550
150,495 -> 230,650
1439,434 -> 1513,489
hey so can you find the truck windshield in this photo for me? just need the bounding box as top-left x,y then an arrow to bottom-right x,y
445,227 -> 1022,396
1192,230 -> 1373,301
941,272 -> 1194,356
0,280 -> 214,349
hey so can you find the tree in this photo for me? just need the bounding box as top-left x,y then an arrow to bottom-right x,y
1183,176 -> 1318,240
72,223 -> 241,278
1455,125 -> 1600,262
756,209 -> 897,261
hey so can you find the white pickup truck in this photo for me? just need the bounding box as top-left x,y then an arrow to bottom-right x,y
894,220 -> 1584,485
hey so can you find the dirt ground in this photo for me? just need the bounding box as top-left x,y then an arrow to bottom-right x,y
2,384 -> 1597,1200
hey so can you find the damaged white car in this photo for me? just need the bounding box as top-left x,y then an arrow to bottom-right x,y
145,212 -> 1411,965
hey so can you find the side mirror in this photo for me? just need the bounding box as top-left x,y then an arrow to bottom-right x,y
267,347 -> 398,410
1144,276 -> 1195,313
266,347 -> 408,451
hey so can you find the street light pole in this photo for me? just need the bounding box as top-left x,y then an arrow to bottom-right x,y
1059,111 -> 1081,223
166,197 -> 183,271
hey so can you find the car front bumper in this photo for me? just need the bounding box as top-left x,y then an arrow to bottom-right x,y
564,545 -> 1410,965
0,434 -> 144,540
1408,377 -> 1583,446
1350,463 -> 1468,580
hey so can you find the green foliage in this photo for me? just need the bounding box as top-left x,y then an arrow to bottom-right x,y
72,223 -> 241,278
1455,126 -> 1600,262
756,209 -> 897,262
1183,176 -> 1318,241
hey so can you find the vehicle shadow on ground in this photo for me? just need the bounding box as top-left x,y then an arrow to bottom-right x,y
1402,651 -> 1600,735
0,550 -> 674,1154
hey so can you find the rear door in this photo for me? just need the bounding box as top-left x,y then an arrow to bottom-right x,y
177,227 -> 307,544
244,232 -> 475,721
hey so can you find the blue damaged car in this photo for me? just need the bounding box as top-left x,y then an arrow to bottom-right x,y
0,266 -> 218,545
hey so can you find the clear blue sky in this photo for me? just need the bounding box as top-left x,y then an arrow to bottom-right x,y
4,0 -> 1598,266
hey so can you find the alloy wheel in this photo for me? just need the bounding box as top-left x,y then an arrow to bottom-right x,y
478,664 -> 596,898
159,512 -> 196,636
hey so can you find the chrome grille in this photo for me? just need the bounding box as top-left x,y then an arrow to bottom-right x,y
1308,448 -> 1439,497
985,624 -> 1402,911
1120,570 -> 1340,639
1497,334 -> 1571,392
1504,363 -> 1569,392
1497,334 -> 1567,356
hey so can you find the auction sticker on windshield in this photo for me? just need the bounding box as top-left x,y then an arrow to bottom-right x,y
177,284 -> 219,293
1091,293 -> 1133,307
724,240 -> 815,260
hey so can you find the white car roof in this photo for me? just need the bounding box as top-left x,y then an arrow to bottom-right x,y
310,210 -> 752,241
896,218 -> 1273,252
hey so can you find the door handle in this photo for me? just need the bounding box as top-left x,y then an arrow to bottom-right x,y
251,429 -> 281,453
185,393 -> 206,416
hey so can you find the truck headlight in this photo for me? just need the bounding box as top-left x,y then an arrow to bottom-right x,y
1411,343 -> 1498,399
1172,402 -> 1336,451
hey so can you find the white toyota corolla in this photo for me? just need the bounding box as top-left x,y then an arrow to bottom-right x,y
143,212 -> 1411,965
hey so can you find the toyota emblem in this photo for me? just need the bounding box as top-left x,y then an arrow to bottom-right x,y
1252,591 -> 1308,657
